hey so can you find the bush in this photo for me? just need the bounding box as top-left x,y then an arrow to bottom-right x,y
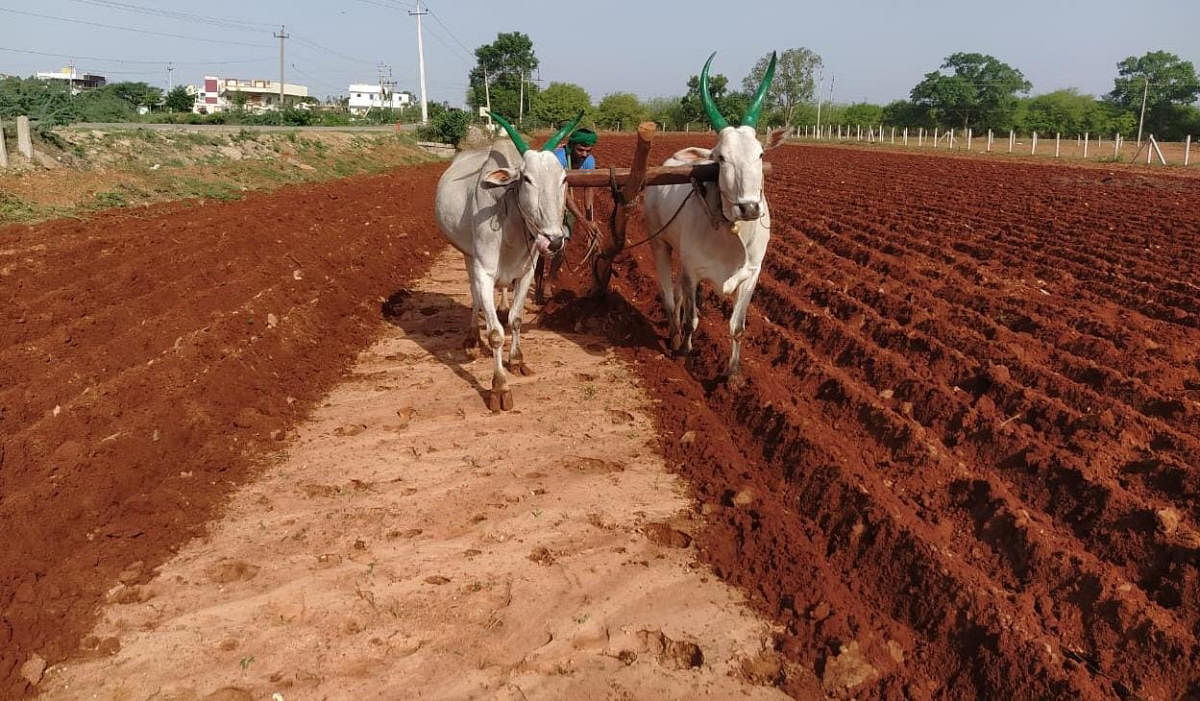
418,109 -> 471,146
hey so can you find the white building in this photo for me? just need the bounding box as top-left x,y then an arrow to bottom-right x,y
194,76 -> 309,114
347,84 -> 413,115
36,66 -> 106,94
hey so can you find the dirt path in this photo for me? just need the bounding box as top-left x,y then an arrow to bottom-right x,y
39,251 -> 788,699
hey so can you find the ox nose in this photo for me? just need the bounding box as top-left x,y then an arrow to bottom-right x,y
547,236 -> 565,254
733,202 -> 761,221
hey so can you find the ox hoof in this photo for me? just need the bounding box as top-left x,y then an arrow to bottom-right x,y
668,332 -> 684,353
488,389 -> 514,412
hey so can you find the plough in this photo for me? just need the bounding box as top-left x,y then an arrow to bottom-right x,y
559,121 -> 771,297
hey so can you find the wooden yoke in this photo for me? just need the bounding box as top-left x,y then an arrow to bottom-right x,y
565,162 -> 772,188
589,121 -> 655,298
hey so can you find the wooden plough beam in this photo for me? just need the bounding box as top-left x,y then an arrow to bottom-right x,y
562,122 -> 772,297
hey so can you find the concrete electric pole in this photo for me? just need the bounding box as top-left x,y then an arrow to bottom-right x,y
274,25 -> 289,110
409,1 -> 429,124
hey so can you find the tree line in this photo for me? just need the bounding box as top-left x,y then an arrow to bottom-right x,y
464,34 -> 1200,141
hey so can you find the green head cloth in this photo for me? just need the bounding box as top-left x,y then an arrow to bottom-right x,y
568,128 -> 597,147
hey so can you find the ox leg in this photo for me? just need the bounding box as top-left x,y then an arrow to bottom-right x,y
725,271 -> 761,390
651,240 -> 681,352
679,273 -> 699,356
472,267 -> 512,412
507,265 -> 537,377
462,256 -> 484,360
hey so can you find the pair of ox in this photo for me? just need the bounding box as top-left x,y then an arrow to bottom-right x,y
433,51 -> 778,411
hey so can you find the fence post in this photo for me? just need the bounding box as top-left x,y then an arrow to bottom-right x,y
1009,130 -> 1014,153
918,127 -> 923,146
891,126 -> 896,144
0,117 -> 8,168
1186,134 -> 1191,166
1150,134 -> 1167,165
903,127 -> 908,146
1114,133 -> 1120,157
1055,132 -> 1060,157
1031,131 -> 1038,155
967,127 -> 972,150
933,127 -> 938,147
1083,132 -> 1089,158
950,128 -> 955,149
857,124 -> 862,140
987,129 -> 993,152
16,115 -> 33,160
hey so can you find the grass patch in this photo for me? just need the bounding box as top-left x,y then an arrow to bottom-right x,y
0,191 -> 42,222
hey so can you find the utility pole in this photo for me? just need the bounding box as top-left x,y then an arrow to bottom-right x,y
1135,75 -> 1149,148
409,0 -> 429,124
166,62 -> 174,92
814,73 -> 823,136
274,25 -> 289,111
483,69 -> 492,126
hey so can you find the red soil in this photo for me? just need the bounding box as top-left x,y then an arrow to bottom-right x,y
4,135 -> 1200,698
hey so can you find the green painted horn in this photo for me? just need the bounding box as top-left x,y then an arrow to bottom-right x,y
541,110 -> 585,152
489,111 -> 529,155
700,52 -> 729,132
742,51 -> 777,128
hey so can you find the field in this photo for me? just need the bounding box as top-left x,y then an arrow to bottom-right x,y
3,134 -> 1200,697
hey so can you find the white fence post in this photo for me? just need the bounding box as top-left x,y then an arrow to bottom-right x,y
987,129 -> 993,152
1031,131 -> 1038,155
891,126 -> 896,144
16,115 -> 33,160
949,128 -> 955,150
1186,134 -> 1192,166
1055,132 -> 1061,157
918,127 -> 923,146
0,117 -> 8,168
967,127 -> 972,150
903,127 -> 908,146
1114,133 -> 1121,157
933,127 -> 938,147
1009,130 -> 1014,153
857,124 -> 862,140
1150,135 -> 1167,165
1083,132 -> 1089,158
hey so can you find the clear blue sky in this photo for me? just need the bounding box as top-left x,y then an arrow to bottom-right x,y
1,0 -> 1198,106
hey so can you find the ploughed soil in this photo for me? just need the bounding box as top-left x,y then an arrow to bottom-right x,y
4,134 -> 1200,698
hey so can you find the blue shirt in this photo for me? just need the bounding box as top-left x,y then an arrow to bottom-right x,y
554,147 -> 595,170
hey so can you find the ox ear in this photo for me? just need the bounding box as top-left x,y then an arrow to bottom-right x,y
482,168 -> 520,189
763,128 -> 787,151
670,147 -> 713,164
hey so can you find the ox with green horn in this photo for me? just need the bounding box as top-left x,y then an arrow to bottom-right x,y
489,110 -> 585,155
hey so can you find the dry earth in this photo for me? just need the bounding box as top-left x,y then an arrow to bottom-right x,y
35,251 -> 791,699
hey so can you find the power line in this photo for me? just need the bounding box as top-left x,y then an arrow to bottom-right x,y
0,46 -> 269,65
425,7 -> 475,60
290,34 -> 376,67
61,0 -> 275,32
0,7 -> 273,49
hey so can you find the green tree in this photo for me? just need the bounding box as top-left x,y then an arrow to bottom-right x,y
467,31 -> 538,122
164,85 -> 194,113
843,102 -> 884,127
881,99 -> 933,128
595,92 -> 644,130
641,96 -> 680,130
910,52 -> 1030,130
681,72 -> 741,128
0,76 -> 76,123
419,108 -> 471,146
105,81 -> 162,109
741,47 -> 822,126
1106,51 -> 1200,140
530,82 -> 591,127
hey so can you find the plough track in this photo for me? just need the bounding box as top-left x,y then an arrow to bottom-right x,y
582,138 -> 1200,698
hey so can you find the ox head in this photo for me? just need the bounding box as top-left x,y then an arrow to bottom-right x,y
700,51 -> 779,222
483,110 -> 585,256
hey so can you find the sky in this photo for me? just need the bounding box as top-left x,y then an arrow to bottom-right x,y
2,0 -> 1198,108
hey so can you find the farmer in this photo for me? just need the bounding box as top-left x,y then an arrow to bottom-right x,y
536,127 -> 600,303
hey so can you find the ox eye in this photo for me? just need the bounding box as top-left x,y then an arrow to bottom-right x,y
522,175 -> 532,184
718,155 -> 726,163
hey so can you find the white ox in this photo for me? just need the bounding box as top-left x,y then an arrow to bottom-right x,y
434,111 -> 583,411
645,51 -> 781,387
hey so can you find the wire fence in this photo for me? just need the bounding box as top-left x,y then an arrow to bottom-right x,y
793,124 -> 1195,167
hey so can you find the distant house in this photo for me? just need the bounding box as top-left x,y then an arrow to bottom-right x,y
347,84 -> 413,115
36,66 -> 106,94
194,76 -> 309,114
